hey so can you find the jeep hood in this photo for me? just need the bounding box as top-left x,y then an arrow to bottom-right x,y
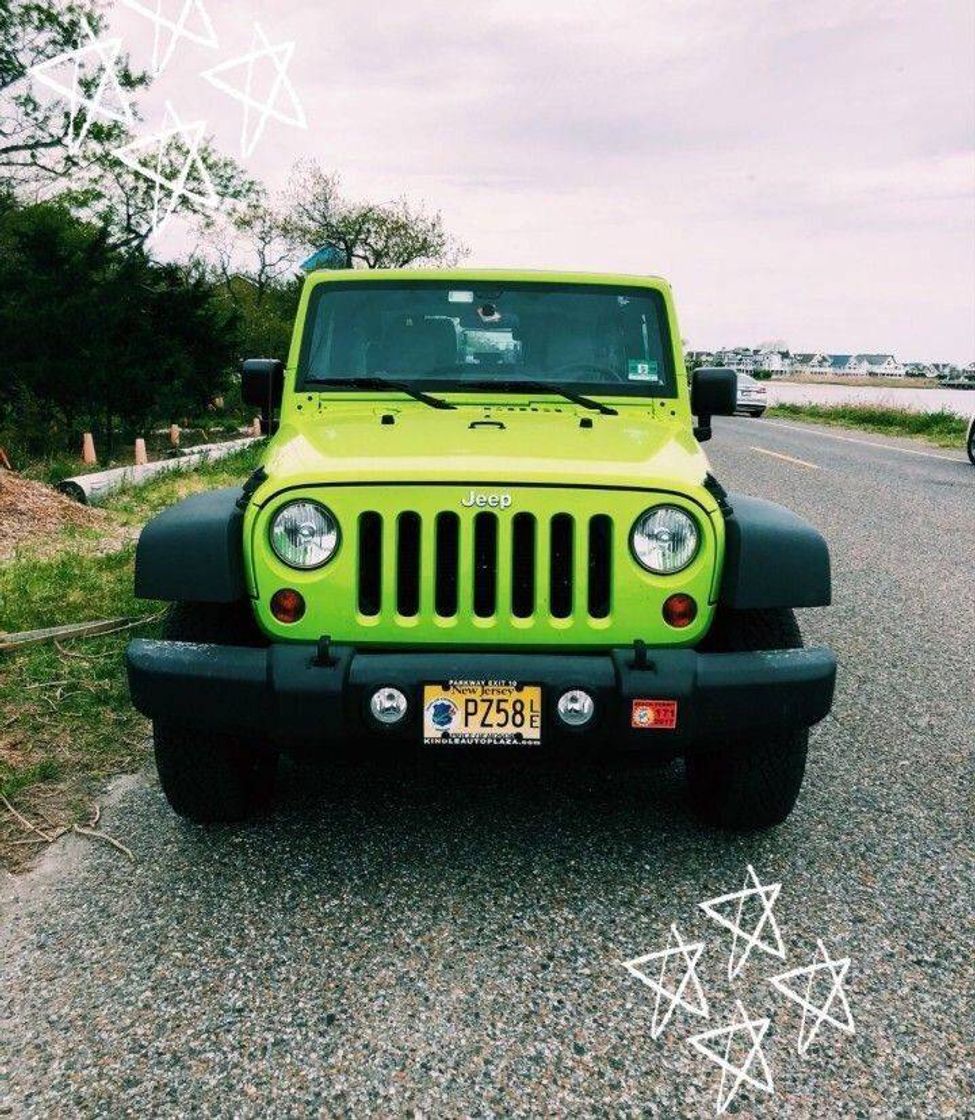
260,402 -> 711,497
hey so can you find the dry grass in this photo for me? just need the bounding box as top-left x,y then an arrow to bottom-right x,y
0,443 -> 264,871
0,472 -> 109,561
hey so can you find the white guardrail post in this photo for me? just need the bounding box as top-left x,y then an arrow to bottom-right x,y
56,437 -> 261,505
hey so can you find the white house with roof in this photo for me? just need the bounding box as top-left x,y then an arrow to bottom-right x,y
826,353 -> 904,377
754,350 -> 787,372
685,350 -> 716,367
791,352 -> 832,374
904,362 -> 935,378
858,353 -> 905,377
929,362 -> 959,379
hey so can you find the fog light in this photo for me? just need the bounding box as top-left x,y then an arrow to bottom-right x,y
662,593 -> 697,628
557,689 -> 594,727
370,687 -> 408,725
270,588 -> 305,623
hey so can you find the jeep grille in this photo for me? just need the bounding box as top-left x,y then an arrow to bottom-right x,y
356,509 -> 613,622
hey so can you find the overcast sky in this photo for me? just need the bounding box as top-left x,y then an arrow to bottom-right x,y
109,0 -> 975,363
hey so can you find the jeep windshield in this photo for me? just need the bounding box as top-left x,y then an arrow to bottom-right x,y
298,281 -> 677,398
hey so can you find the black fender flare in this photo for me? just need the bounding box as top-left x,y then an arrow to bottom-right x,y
135,487 -> 246,603
719,493 -> 831,609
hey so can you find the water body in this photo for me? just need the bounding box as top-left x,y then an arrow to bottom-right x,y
765,381 -> 974,419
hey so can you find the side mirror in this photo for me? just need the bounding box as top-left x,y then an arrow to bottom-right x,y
690,367 -> 737,442
241,359 -> 284,433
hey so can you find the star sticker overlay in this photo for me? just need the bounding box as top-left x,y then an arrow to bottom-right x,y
201,23 -> 307,158
768,939 -> 855,1054
621,923 -> 709,1039
28,18 -> 135,154
112,102 -> 221,237
688,999 -> 774,1115
121,0 -> 218,76
699,864 -> 786,980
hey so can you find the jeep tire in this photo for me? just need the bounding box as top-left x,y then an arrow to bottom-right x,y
686,607 -> 808,830
153,602 -> 276,823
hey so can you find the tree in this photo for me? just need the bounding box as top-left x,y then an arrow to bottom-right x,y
0,1 -> 146,183
279,160 -> 467,269
0,0 -> 255,249
205,197 -> 302,361
0,198 -> 239,458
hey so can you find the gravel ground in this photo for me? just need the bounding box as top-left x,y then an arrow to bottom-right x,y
3,416 -> 973,1118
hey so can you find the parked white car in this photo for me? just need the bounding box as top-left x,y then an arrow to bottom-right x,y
735,373 -> 768,417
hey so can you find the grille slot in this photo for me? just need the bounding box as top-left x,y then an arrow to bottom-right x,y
550,513 -> 574,618
434,512 -> 459,617
358,512 -> 382,616
473,512 -> 498,617
355,506 -> 614,624
511,513 -> 536,618
588,514 -> 612,618
396,512 -> 421,617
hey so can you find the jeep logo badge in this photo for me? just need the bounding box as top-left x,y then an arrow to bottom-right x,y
461,489 -> 512,509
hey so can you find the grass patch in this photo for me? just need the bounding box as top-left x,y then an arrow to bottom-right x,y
0,442 -> 263,869
767,404 -> 967,448
104,441 -> 264,525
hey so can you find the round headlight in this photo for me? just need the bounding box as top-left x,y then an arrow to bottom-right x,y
631,506 -> 699,574
270,501 -> 339,569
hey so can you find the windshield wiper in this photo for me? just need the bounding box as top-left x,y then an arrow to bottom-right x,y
461,379 -> 618,416
306,377 -> 456,410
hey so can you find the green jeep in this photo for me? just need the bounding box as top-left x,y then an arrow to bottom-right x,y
126,270 -> 836,829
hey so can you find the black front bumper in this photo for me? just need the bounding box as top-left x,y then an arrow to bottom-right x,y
126,640 -> 836,752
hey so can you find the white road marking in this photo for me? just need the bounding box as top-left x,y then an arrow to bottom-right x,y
745,417 -> 966,463
750,446 -> 820,470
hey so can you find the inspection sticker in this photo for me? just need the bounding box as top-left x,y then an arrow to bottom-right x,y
631,699 -> 678,729
628,359 -> 659,381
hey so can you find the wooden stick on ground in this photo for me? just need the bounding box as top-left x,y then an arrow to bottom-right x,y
0,618 -> 134,653
72,824 -> 133,861
0,793 -> 53,843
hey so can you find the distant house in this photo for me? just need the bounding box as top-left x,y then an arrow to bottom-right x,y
753,350 -> 787,372
685,350 -> 716,368
904,362 -> 935,379
857,353 -> 904,378
929,362 -> 960,380
828,354 -> 860,375
824,353 -> 904,377
714,349 -> 753,371
791,353 -> 832,375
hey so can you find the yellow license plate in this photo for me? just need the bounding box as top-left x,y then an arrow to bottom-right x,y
422,681 -> 542,745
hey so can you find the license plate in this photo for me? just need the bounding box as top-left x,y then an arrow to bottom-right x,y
422,681 -> 542,745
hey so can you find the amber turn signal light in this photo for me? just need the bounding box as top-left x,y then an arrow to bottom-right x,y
270,588 -> 306,623
662,593 -> 697,628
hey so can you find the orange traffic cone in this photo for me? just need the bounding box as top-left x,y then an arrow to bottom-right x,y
82,432 -> 97,465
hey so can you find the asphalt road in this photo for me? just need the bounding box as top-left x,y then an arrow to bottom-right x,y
3,417 -> 973,1118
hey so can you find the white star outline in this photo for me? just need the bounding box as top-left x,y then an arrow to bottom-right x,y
201,22 -> 307,158
121,0 -> 219,76
28,18 -> 135,154
112,102 -> 221,238
768,939 -> 855,1054
621,923 -> 709,1039
699,864 -> 786,980
687,999 -> 774,1115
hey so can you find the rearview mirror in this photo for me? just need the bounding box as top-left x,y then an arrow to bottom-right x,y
241,359 -> 284,433
690,367 -> 737,442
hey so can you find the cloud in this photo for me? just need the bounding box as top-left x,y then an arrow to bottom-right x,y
110,0 -> 975,361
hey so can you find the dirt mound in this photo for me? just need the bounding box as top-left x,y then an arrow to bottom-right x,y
0,471 -> 107,561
